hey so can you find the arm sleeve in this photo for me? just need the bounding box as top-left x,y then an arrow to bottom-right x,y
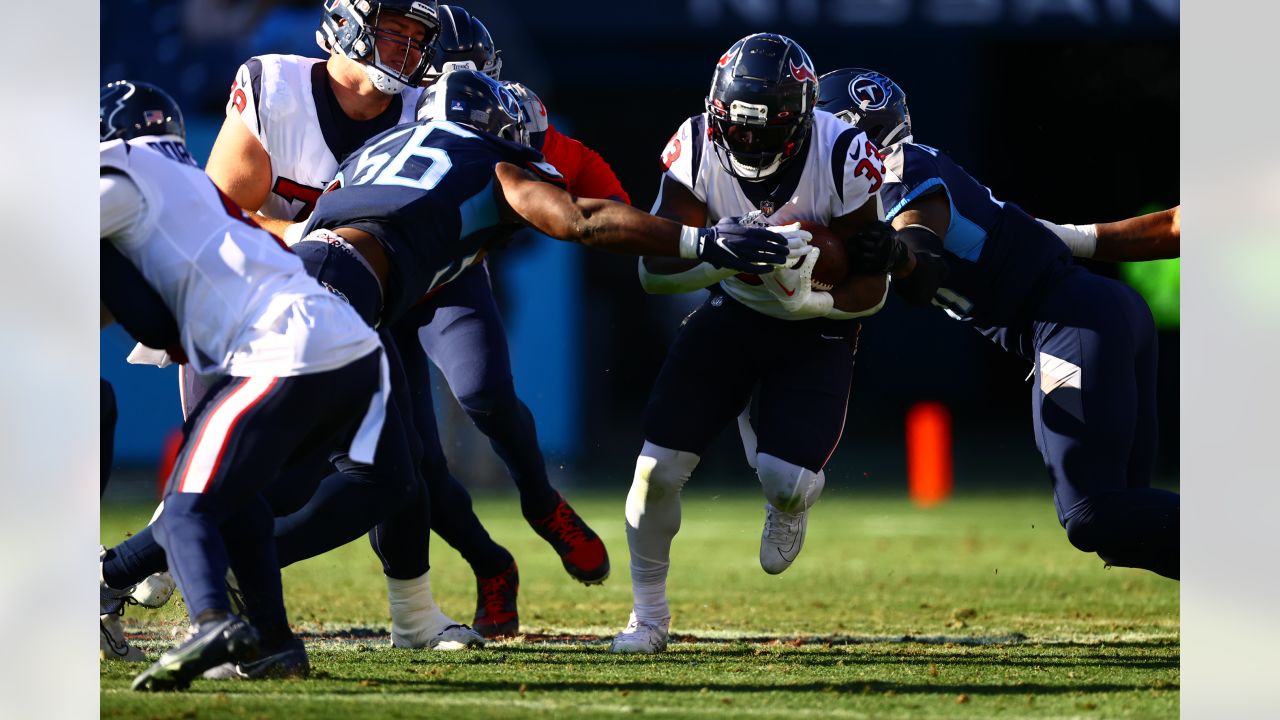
100,171 -> 148,241
637,258 -> 736,295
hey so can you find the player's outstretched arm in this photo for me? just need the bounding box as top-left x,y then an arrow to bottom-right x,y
638,175 -> 736,293
845,190 -> 951,306
493,162 -> 792,274
1039,205 -> 1180,262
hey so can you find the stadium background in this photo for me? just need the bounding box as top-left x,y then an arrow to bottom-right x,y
99,0 -> 1179,497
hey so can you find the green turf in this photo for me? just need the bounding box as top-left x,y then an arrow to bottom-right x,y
100,490 -> 1178,718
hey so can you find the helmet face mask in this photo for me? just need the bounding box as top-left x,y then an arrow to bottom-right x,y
415,69 -> 528,146
705,33 -> 817,182
817,68 -> 912,149
317,0 -> 440,95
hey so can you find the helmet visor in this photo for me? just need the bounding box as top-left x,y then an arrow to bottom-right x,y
709,114 -> 803,170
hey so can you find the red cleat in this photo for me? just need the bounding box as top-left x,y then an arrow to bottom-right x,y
528,493 -> 610,584
473,562 -> 520,638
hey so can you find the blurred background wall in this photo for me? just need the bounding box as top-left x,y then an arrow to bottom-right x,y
100,0 -> 1178,494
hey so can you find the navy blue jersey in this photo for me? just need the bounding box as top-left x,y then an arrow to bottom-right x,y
305,119 -> 561,325
880,143 -> 1071,325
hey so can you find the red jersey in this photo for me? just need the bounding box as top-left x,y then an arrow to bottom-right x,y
540,125 -> 631,205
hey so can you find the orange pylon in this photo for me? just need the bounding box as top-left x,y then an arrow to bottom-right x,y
907,401 -> 953,507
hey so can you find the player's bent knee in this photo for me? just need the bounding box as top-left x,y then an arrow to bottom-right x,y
756,453 -> 825,514
454,383 -> 519,420
631,441 -> 700,502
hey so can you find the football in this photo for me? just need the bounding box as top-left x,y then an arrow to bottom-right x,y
795,221 -> 848,291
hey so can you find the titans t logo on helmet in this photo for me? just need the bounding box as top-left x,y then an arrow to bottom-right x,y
850,74 -> 891,110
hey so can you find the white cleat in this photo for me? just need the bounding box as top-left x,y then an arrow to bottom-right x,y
392,607 -> 485,650
759,503 -> 808,575
428,624 -> 487,651
609,612 -> 670,654
131,572 -> 176,608
100,611 -> 145,662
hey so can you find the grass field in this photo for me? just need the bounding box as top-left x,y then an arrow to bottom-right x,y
100,490 -> 1179,718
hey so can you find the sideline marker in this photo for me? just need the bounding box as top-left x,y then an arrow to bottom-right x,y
907,401 -> 953,507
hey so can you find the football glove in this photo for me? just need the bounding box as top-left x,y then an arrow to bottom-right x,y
848,220 -> 907,275
763,246 -> 833,317
682,218 -> 792,274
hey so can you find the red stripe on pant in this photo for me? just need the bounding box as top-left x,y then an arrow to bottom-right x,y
175,376 -> 279,494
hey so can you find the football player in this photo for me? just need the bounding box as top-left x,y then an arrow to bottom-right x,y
609,34 -> 894,654
203,1 -> 622,642
101,80 -> 389,690
383,5 -> 628,640
817,68 -> 1178,580
193,0 -> 488,650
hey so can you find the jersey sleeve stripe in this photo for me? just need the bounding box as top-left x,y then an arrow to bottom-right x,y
885,176 -> 945,221
246,57 -> 264,133
690,114 -> 706,174
830,127 -> 860,204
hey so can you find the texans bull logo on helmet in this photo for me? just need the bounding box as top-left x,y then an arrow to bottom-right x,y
789,59 -> 817,85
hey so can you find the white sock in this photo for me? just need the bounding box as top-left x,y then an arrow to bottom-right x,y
387,572 -> 452,643
624,444 -> 699,623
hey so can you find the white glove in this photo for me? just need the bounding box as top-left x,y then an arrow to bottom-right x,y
764,246 -> 834,317
765,222 -> 813,265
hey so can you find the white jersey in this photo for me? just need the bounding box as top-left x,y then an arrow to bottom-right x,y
229,54 -> 424,221
100,138 -> 382,380
660,109 -> 885,320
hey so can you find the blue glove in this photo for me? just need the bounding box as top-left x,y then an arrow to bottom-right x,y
685,218 -> 790,274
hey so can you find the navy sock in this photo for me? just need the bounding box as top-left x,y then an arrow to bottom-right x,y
224,494 -> 291,647
464,396 -> 558,520
426,470 -> 513,578
1064,488 -> 1179,580
101,379 -> 117,497
369,470 -> 437,580
103,524 -> 169,590
153,492 -> 232,620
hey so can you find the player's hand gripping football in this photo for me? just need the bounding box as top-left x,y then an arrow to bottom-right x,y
848,220 -> 907,275
763,223 -> 833,317
687,218 -> 805,274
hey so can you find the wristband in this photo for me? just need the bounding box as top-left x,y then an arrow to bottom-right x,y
678,225 -> 702,259
1038,220 -> 1097,258
805,291 -> 834,315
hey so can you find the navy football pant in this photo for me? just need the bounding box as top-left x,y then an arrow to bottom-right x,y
101,379 -> 116,497
152,351 -> 380,643
1023,267 -> 1178,579
644,290 -> 858,472
103,336 -> 428,588
389,264 -> 556,578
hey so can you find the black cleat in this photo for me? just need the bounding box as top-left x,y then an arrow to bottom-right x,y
131,615 -> 260,692
203,636 -> 309,680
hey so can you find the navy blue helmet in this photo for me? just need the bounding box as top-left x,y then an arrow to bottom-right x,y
423,5 -> 501,85
100,80 -> 185,143
705,33 -> 818,181
817,68 -> 912,148
415,69 -> 527,146
317,0 -> 440,94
